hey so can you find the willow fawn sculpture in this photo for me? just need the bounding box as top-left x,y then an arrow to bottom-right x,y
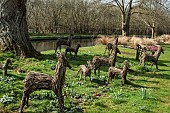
108,60 -> 129,85
65,44 -> 81,56
19,53 -> 71,113
0,58 -> 12,76
140,45 -> 164,69
55,34 -> 73,53
77,60 -> 93,81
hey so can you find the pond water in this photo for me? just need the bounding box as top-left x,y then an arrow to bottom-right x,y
31,38 -> 96,52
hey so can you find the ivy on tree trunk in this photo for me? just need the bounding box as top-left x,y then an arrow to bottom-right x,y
0,0 -> 40,58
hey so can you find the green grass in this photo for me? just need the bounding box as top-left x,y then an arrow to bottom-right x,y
0,44 -> 170,113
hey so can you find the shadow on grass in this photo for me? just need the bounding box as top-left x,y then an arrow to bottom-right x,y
8,73 -> 25,80
125,80 -> 148,88
158,60 -> 170,68
38,53 -> 56,61
129,78 -> 159,84
130,70 -> 170,80
92,78 -> 107,86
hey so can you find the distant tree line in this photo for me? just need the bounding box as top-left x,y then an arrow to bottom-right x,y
25,0 -> 170,37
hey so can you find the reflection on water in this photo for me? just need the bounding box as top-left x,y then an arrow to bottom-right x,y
32,38 -> 95,52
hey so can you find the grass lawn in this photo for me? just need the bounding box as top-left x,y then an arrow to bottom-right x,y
0,44 -> 170,113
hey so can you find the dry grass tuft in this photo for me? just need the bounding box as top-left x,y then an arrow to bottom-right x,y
96,35 -> 109,45
142,38 -> 157,46
130,36 -> 143,46
95,35 -> 165,46
96,35 -> 116,45
156,34 -> 170,44
118,36 -> 131,46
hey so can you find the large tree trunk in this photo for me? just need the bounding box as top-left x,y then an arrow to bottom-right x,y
122,13 -> 127,36
120,0 -> 132,36
121,14 -> 130,36
0,0 -> 40,58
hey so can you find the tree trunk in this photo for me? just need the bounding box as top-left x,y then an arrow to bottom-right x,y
0,0 -> 40,58
151,23 -> 156,39
122,14 -> 128,36
121,13 -> 130,36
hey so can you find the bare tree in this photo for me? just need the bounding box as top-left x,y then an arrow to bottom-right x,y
0,0 -> 40,57
137,0 -> 170,38
103,0 -> 141,36
25,0 -> 170,36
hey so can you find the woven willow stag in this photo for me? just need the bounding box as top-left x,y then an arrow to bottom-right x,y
19,53 -> 71,113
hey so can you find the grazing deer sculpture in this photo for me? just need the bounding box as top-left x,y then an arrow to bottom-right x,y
108,60 -> 129,85
77,60 -> 94,81
55,34 -> 73,53
104,43 -> 113,56
65,44 -> 81,56
140,45 -> 164,69
0,58 -> 12,76
19,53 -> 71,113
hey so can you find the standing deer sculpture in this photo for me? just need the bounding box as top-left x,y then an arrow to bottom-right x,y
65,44 -> 81,56
108,60 -> 129,85
92,38 -> 121,76
0,58 -> 12,76
19,53 -> 71,113
55,34 -> 73,53
140,45 -> 164,69
77,60 -> 94,81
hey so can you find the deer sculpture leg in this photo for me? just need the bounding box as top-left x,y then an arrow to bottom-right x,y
26,94 -> 29,106
94,67 -> 100,76
108,72 -> 115,84
77,68 -> 82,80
155,60 -> 158,70
98,68 -> 100,76
55,45 -> 58,53
104,47 -> 107,54
108,50 -> 110,56
94,68 -> 97,76
80,72 -> 83,80
55,45 -> 62,53
53,87 -> 64,113
121,75 -> 126,85
19,90 -> 29,113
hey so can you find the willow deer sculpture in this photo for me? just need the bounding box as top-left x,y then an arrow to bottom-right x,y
19,53 -> 71,113
77,60 -> 94,81
0,58 -> 12,76
55,34 -> 73,53
65,44 -> 81,56
92,38 -> 121,76
108,60 -> 129,85
140,45 -> 164,69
